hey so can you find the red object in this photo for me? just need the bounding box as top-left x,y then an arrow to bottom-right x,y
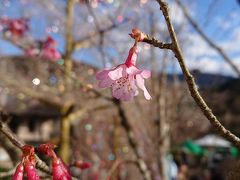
74,160 -> 92,170
12,162 -> 24,180
37,143 -> 72,180
52,158 -> 72,180
37,143 -> 56,158
0,17 -> 29,38
129,28 -> 146,42
96,45 -> 151,101
24,158 -> 40,180
12,145 -> 40,180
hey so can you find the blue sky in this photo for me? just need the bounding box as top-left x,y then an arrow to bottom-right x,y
0,0 -> 240,76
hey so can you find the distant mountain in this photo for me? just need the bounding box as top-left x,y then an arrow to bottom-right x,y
168,70 -> 237,88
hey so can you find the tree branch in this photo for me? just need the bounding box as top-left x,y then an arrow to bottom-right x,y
114,100 -> 152,180
64,0 -> 75,83
0,112 -> 51,174
153,0 -> 240,148
73,20 -> 127,50
175,0 -> 240,77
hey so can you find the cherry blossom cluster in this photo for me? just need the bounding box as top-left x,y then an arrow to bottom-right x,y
0,17 -> 29,39
0,17 -> 61,61
96,28 -> 151,101
12,143 -> 91,180
25,36 -> 61,61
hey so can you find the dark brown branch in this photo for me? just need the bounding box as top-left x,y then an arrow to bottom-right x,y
143,34 -> 172,50
129,34 -> 172,50
154,0 -> 240,148
175,0 -> 240,77
0,132 -> 21,165
0,112 -> 51,174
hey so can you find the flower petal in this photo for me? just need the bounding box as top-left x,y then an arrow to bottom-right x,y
126,66 -> 141,75
141,70 -> 151,79
96,70 -> 110,80
112,88 -> 123,100
112,87 -> 134,101
108,65 -> 124,80
98,78 -> 114,88
52,158 -> 72,180
136,75 -> 151,100
12,163 -> 24,180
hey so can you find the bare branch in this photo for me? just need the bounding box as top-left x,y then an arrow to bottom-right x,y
114,100 -> 152,180
73,21 -> 127,50
175,0 -> 240,77
0,112 -> 51,174
153,0 -> 240,148
64,0 -> 76,82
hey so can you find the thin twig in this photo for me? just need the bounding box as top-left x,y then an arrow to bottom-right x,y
175,0 -> 240,77
154,0 -> 240,148
143,34 -> 172,50
113,100 -> 152,180
0,112 -> 52,174
73,20 -> 128,50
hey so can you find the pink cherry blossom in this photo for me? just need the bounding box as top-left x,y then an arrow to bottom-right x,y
37,143 -> 72,180
24,36 -> 61,60
0,17 -> 29,38
40,36 -> 61,61
12,162 -> 24,180
52,158 -> 72,180
96,45 -> 151,101
41,47 -> 61,61
12,145 -> 40,180
24,158 -> 40,180
25,47 -> 40,57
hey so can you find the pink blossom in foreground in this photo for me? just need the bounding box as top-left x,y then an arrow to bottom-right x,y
52,158 -> 72,180
96,45 -> 151,101
24,158 -> 40,180
12,145 -> 40,180
37,143 -> 72,180
12,162 -> 24,180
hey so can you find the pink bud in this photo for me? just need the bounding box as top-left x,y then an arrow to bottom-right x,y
37,143 -> 56,158
22,145 -> 35,157
12,163 -> 24,180
52,158 -> 72,180
74,160 -> 92,170
43,36 -> 57,49
24,158 -> 40,180
129,28 -> 146,42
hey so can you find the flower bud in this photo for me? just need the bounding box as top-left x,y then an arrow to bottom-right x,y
52,158 -> 72,180
74,160 -> 92,170
129,28 -> 146,42
12,163 -> 24,180
24,158 -> 40,180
